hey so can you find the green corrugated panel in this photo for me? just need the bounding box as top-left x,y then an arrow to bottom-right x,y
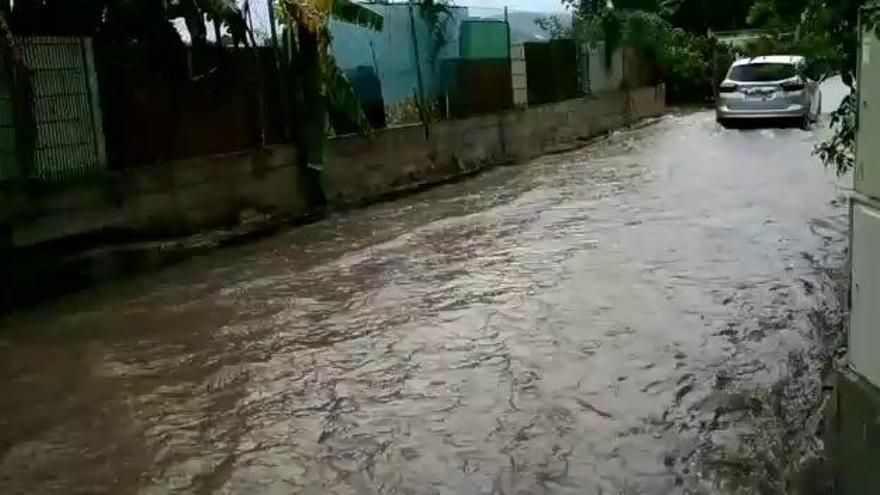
459,20 -> 509,60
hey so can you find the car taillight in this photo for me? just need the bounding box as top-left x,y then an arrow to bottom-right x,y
781,80 -> 805,91
718,83 -> 738,93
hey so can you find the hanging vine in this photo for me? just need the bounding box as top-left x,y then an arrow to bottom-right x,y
418,0 -> 453,69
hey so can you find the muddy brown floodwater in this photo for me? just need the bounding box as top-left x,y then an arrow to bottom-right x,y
0,112 -> 850,494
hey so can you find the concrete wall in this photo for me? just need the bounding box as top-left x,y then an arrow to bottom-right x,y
823,368 -> 880,492
324,84 -> 666,204
117,145 -> 310,236
6,144 -> 310,246
3,85 -> 665,248
585,42 -> 624,95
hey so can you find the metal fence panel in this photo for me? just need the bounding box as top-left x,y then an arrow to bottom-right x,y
0,36 -> 107,182
0,64 -> 16,180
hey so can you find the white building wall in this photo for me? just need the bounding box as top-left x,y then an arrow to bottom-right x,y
850,26 -> 880,389
850,200 -> 880,387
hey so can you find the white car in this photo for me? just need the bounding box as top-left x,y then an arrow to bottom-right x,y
716,55 -> 821,128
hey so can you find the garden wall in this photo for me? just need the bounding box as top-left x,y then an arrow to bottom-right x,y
324,84 -> 666,204
3,85 -> 666,247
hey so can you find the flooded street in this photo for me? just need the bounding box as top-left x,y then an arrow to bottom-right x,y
0,111 -> 849,494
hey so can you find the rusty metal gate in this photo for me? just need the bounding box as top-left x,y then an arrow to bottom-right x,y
0,36 -> 106,182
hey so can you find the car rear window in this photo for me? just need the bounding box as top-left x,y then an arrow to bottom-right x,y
728,63 -> 798,82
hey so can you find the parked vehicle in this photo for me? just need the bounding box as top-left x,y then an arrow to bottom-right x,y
716,55 -> 821,128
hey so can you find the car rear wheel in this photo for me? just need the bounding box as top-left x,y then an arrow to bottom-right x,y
799,114 -> 811,130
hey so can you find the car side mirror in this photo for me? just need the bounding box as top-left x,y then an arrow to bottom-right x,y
801,61 -> 825,82
796,65 -> 809,81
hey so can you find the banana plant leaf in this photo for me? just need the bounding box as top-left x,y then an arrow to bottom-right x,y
322,52 -> 374,136
278,0 -> 383,174
280,0 -> 383,33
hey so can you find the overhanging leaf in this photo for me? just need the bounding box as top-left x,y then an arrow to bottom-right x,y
321,52 -> 374,136
279,0 -> 331,35
279,0 -> 383,37
198,0 -> 249,45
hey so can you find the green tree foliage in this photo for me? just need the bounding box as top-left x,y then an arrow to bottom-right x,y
623,11 -> 734,102
559,0 -> 752,34
743,1 -> 865,82
549,0 -> 735,103
534,15 -> 573,39
747,0 -> 809,27
664,0 -> 753,32
2,0 -> 249,47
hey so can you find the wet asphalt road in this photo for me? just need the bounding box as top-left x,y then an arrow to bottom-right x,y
0,111 -> 850,494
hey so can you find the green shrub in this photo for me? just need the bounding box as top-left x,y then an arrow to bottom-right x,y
618,11 -> 734,104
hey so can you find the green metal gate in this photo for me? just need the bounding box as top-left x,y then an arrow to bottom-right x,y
0,36 -> 106,182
